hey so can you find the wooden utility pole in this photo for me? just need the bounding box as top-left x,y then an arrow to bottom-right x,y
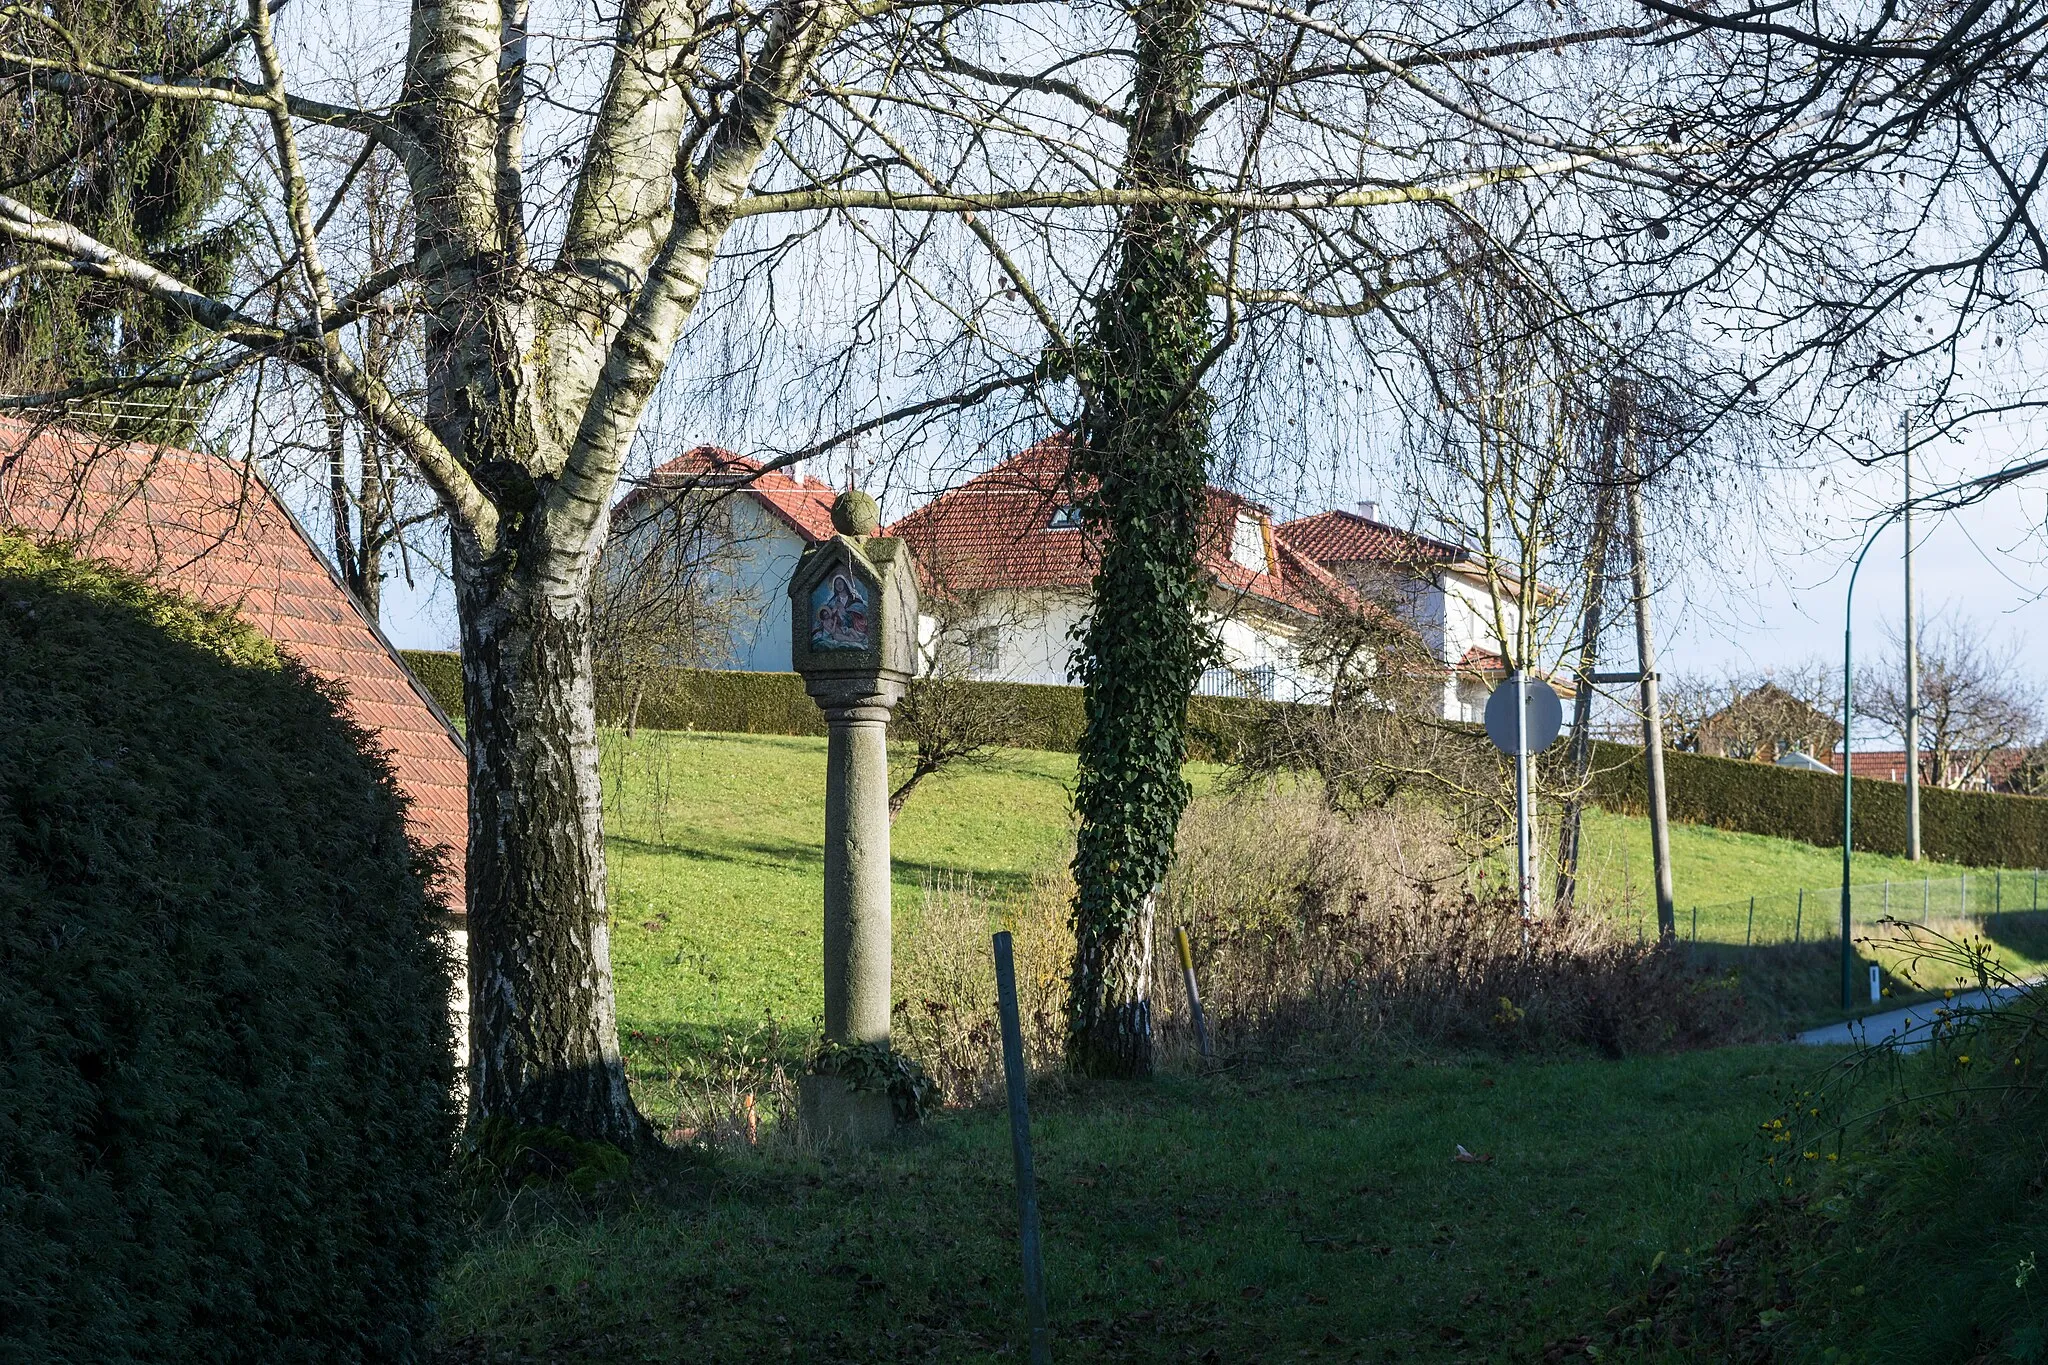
1904,440 -> 1923,860
1623,415 -> 1677,941
1554,406 -> 1621,915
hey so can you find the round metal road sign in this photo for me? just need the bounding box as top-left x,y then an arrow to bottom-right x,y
1484,673 -> 1563,754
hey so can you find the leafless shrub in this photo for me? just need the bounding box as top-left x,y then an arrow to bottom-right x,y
1151,788 -> 1751,1059
892,788 -> 1749,1107
1860,613 -> 2045,792
893,873 -> 1074,1108
630,1019 -> 805,1154
1231,575 -> 1504,838
1659,663 -> 1842,761
887,569 -> 1037,821
592,488 -> 758,735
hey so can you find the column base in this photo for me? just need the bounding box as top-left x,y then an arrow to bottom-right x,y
798,1074 -> 897,1150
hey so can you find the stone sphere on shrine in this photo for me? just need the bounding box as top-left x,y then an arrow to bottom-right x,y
832,490 -> 882,537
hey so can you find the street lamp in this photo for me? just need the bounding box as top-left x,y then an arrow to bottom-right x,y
1838,451 -> 2048,1007
1839,521 -> 1893,1009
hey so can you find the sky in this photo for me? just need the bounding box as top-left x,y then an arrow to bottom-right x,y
267,0 -> 2048,714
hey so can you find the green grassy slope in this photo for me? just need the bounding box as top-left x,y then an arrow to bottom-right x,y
441,1046 -> 1815,1364
1573,806 -> 2040,940
601,732 -> 1083,1043
602,732 -> 1233,1046
602,733 -> 2048,1053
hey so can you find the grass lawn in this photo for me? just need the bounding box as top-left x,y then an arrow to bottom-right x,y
439,1045 -> 1818,1364
601,732 -> 2048,1060
600,731 -> 1226,1113
600,731 -> 1082,1042
1572,805 -> 2041,942
437,731 -> 2044,1362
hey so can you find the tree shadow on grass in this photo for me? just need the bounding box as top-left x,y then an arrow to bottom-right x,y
605,831 -> 1042,903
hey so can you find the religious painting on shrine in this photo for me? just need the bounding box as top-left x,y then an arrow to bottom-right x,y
808,566 -> 871,651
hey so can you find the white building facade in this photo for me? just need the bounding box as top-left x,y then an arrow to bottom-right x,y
616,445 -> 1536,717
1273,507 -> 1534,722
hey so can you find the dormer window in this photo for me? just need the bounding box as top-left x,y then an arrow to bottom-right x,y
1230,510 -> 1271,574
1046,503 -> 1082,530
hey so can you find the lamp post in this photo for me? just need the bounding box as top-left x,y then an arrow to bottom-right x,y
1839,522 -> 1890,1008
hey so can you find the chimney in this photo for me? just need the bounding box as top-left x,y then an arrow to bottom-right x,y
1357,500 -> 1381,522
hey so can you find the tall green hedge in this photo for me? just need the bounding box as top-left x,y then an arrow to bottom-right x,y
399,650 -> 1283,763
4,535 -> 457,1363
1582,739 -> 2048,869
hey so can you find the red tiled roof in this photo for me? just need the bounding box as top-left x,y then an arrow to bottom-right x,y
1274,508 -> 1462,568
1452,647 -> 1578,698
618,445 -> 839,543
0,419 -> 468,910
1826,749 -> 2030,789
1827,752 -> 1917,782
887,437 -> 1325,615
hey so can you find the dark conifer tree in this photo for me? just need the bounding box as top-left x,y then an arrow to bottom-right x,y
0,0 -> 237,442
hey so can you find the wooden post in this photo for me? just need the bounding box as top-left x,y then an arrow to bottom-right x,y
992,932 -> 1052,1365
1795,888 -> 1804,944
1174,927 -> 1212,1059
1623,425 -> 1676,941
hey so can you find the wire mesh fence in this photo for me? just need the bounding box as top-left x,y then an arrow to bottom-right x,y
1630,868 -> 2048,949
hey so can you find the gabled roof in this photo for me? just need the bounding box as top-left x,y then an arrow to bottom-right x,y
618,445 -> 839,543
1273,507 -> 1463,569
887,437 -> 1325,616
0,419 -> 469,910
1458,645 -> 1509,674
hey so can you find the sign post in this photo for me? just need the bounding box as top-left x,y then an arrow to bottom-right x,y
1485,672 -> 1563,920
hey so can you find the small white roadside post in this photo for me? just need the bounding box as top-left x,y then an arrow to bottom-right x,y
1485,671 -> 1563,923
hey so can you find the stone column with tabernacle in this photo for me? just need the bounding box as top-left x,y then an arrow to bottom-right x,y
788,490 -> 919,1145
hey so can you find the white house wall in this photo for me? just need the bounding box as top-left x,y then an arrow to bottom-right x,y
952,589 -> 1090,686
1207,606 -> 1318,701
622,497 -> 810,672
720,500 -> 811,671
943,587 -> 1317,701
1438,570 -> 1522,722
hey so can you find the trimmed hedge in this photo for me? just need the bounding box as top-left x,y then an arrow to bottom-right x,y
399,650 -> 1285,763
399,645 -> 464,730
397,650 -> 2048,866
4,536 -> 458,1364
1583,738 -> 2048,870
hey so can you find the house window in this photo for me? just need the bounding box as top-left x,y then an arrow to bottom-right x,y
1230,512 -> 1269,574
1046,504 -> 1082,530
967,625 -> 1003,674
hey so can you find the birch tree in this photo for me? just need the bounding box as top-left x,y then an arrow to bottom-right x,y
0,0 -> 1707,1137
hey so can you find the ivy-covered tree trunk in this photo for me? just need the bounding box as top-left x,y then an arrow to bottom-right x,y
1066,0 -> 1211,1080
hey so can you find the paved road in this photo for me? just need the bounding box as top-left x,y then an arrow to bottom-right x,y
1796,985 -> 2031,1050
